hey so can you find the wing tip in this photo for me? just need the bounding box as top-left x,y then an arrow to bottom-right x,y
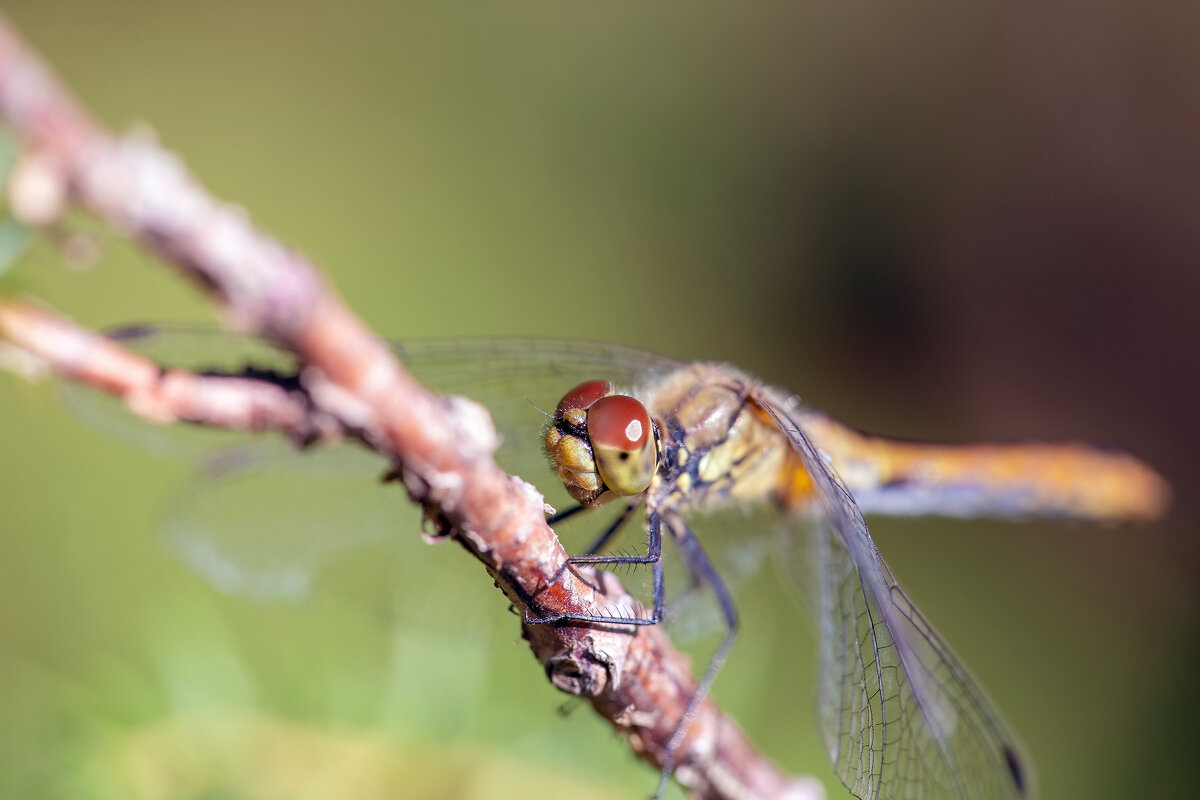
1003,743 -> 1028,796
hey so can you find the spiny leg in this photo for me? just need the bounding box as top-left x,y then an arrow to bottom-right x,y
525,507 -> 663,626
653,513 -> 739,800
576,500 -> 640,558
546,501 -> 638,556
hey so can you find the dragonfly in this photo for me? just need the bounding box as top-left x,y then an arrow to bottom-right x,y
64,327 -> 1169,800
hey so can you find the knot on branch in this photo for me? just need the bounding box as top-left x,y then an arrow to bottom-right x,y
544,635 -> 618,697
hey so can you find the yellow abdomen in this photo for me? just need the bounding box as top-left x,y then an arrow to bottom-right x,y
783,413 -> 1169,521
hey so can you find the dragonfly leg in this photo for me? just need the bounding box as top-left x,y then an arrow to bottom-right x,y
653,513 -> 739,800
575,500 -> 639,557
546,504 -> 587,526
524,507 -> 663,626
546,500 -> 638,556
663,548 -> 704,622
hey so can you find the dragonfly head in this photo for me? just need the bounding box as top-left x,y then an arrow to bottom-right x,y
545,380 -> 660,506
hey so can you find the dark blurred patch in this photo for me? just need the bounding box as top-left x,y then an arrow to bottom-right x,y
1107,627 -> 1200,798
807,156 -> 933,363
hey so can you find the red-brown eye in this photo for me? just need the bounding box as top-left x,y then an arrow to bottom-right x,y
588,395 -> 650,450
556,380 -> 611,417
587,394 -> 658,496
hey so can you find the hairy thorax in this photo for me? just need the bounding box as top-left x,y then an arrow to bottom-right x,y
642,363 -> 801,514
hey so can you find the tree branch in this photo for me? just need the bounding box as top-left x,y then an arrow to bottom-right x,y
0,14 -> 819,800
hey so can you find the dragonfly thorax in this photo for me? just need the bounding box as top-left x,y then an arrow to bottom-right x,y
545,380 -> 661,506
640,364 -> 802,513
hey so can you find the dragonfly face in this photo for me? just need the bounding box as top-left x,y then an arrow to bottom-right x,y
545,379 -> 661,506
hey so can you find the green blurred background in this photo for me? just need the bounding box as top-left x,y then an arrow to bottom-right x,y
1,2 -> 1197,798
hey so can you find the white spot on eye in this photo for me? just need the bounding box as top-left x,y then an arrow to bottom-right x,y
624,418 -> 642,443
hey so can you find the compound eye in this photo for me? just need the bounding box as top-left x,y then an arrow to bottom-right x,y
588,395 -> 649,450
556,380 -> 611,418
587,394 -> 657,496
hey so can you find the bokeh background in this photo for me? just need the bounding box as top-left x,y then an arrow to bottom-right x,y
1,2 -> 1197,799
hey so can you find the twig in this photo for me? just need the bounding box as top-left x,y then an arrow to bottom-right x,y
0,302 -> 346,441
0,14 -> 817,800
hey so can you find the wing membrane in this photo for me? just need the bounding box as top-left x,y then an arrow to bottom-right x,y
61,327 -> 683,599
161,439 -> 406,601
761,389 -> 1029,800
67,326 -> 682,471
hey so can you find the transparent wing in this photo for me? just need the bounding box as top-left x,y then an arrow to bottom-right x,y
65,327 -> 682,472
60,326 -> 683,600
160,439 -> 406,602
760,389 -> 1030,800
390,335 -> 683,488
660,504 -> 777,643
